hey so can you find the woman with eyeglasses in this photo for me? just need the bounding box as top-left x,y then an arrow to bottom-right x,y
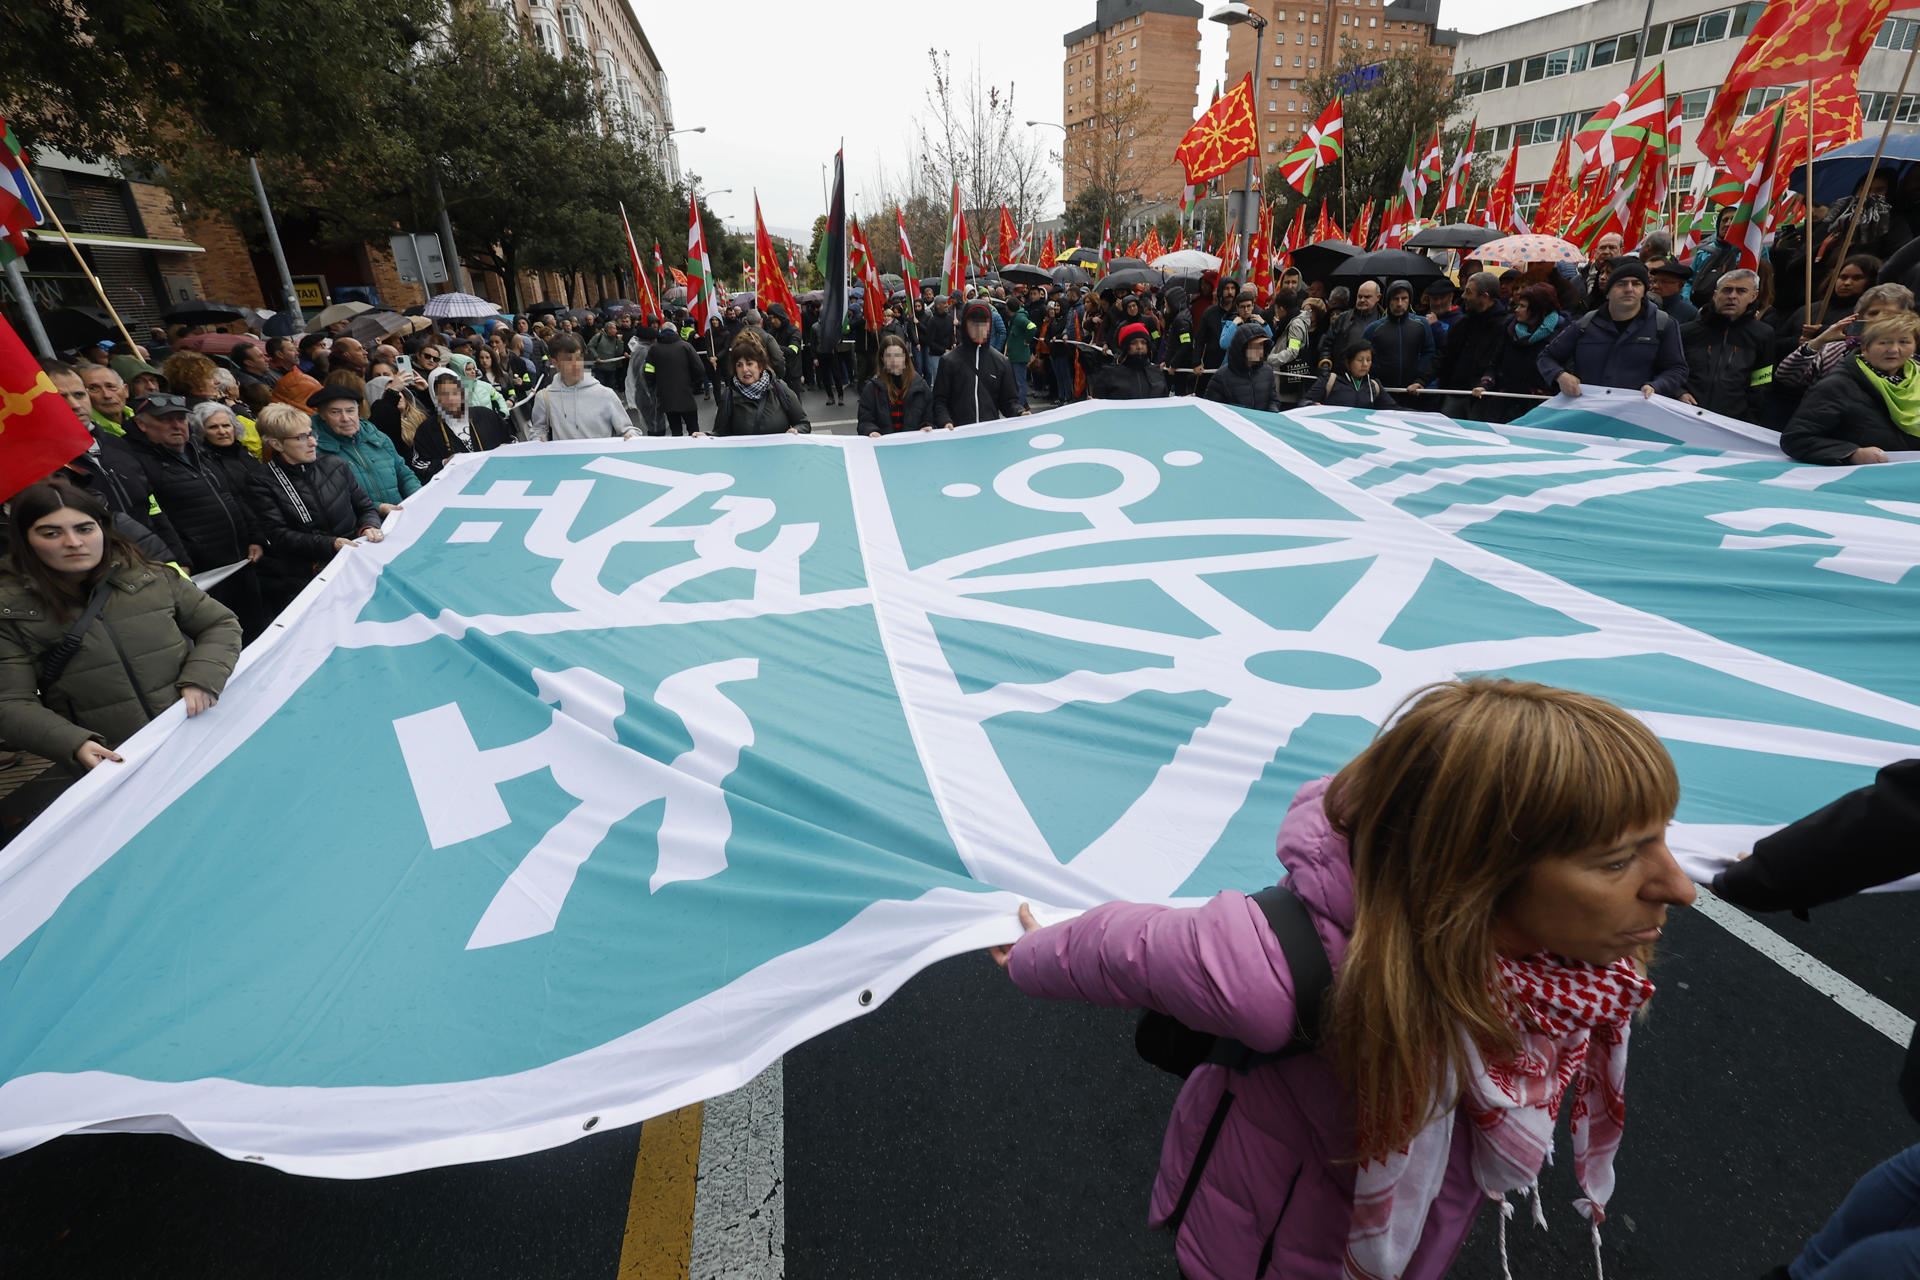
242,403 -> 385,615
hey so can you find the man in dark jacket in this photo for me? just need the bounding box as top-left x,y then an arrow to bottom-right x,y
1649,261 -> 1699,322
1197,278 -> 1240,370
1203,324 -> 1277,411
1680,269 -> 1776,423
1538,258 -> 1690,399
1434,272 -> 1509,411
129,391 -> 265,634
763,303 -> 805,397
932,301 -> 1024,427
1088,322 -> 1169,400
644,324 -> 707,436
921,296 -> 955,374
1363,280 -> 1435,394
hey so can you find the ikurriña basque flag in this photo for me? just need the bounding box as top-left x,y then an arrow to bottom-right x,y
0,395 -> 1916,1177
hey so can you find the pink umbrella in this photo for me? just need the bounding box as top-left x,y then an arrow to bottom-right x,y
1474,234 -> 1587,266
175,333 -> 263,355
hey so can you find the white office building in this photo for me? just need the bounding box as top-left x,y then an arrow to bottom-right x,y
1450,0 -> 1920,216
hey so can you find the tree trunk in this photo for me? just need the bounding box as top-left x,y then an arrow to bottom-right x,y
502,240 -> 521,313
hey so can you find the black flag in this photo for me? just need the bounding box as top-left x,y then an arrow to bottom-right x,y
817,148 -> 848,359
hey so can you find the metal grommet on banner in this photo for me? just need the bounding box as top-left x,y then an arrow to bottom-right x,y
858,989 -> 874,1007
582,1115 -> 600,1131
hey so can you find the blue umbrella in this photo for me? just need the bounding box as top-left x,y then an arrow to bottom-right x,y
1791,134 -> 1920,205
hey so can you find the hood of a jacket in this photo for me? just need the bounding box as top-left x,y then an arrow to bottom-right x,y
1226,322 -> 1271,369
766,303 -> 789,324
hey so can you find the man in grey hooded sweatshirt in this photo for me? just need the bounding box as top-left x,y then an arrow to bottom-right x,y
528,333 -> 639,442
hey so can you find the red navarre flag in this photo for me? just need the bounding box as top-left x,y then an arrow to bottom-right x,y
1174,73 -> 1258,186
0,314 -> 95,501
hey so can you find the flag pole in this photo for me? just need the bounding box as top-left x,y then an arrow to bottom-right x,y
1802,78 -> 1815,322
17,166 -> 138,353
4,258 -> 54,359
1813,39 -> 1920,327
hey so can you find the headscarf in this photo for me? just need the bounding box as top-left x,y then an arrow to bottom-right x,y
427,367 -> 474,447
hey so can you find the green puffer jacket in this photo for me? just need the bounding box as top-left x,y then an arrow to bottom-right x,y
0,561 -> 243,762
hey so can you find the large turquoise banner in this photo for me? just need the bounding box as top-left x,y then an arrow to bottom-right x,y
0,399 -> 1913,1175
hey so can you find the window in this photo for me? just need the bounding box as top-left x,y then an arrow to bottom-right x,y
1875,17 -> 1920,49
1274,54 -> 1284,65
533,17 -> 561,56
1523,54 -> 1547,82
1296,31 -> 1304,43
1295,54 -> 1304,64
1268,77 -> 1281,88
1267,99 -> 1277,110
1129,59 -> 1136,70
1131,35 -> 1138,47
1311,11 -> 1320,21
1544,47 -> 1571,77
1482,63 -> 1507,91
1310,34 -> 1319,46
1700,11 -> 1729,41
1678,87 -> 1713,120
1742,84 -> 1788,116
1267,121 -> 1278,132
1731,2 -> 1766,36
1365,39 -> 1373,49
1307,56 -> 1316,67
559,5 -> 586,47
1590,35 -> 1618,68
1667,17 -> 1698,49
1368,15 -> 1376,25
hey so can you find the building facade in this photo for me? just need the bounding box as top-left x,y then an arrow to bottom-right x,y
1224,0 -> 1456,165
1451,0 -> 1920,216
3,0 -> 680,346
1062,0 -> 1205,206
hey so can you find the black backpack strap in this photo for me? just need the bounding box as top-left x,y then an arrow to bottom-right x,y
1168,882 -> 1334,1234
1246,882 -> 1333,1049
37,576 -> 115,690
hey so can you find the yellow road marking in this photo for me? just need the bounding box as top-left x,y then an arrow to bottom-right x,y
617,1102 -> 704,1279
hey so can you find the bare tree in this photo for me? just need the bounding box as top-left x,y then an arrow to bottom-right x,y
913,51 -> 1051,245
1059,76 -> 1170,244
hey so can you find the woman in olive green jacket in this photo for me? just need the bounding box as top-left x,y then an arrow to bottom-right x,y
0,480 -> 242,770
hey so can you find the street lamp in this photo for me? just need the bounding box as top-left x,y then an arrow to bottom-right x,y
1207,3 -> 1266,277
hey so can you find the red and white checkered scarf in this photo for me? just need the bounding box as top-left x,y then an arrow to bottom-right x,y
1343,953 -> 1655,1280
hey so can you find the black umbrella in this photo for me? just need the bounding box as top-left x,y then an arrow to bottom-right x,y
1049,264 -> 1091,287
999,263 -> 1053,286
1107,256 -> 1151,273
1287,239 -> 1362,282
527,301 -> 569,318
1162,272 -> 1205,299
1093,267 -> 1166,294
41,306 -> 117,350
663,286 -> 688,305
1328,248 -> 1445,286
1405,224 -> 1505,252
163,300 -> 252,326
262,310 -> 301,338
596,298 -> 637,312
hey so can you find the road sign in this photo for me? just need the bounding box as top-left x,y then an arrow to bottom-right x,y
390,234 -> 449,286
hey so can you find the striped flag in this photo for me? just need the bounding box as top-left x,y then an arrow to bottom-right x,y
1440,120 -> 1477,217
1484,143 -> 1527,235
940,180 -> 967,295
896,205 -> 917,291
686,193 -> 718,336
1726,104 -> 1787,271
0,118 -> 43,264
1279,96 -> 1345,197
1575,64 -> 1670,175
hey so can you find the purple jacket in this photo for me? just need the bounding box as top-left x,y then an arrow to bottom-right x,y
1008,778 -> 1484,1279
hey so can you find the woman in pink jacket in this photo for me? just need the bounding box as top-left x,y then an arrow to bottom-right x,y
995,679 -> 1698,1280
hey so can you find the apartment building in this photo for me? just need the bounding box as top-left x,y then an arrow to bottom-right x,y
1062,0 -> 1206,205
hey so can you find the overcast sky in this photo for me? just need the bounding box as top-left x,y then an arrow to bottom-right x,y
640,0 -> 1584,239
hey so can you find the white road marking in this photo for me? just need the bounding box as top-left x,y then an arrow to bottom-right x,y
690,1059 -> 784,1279
1693,887 -> 1915,1047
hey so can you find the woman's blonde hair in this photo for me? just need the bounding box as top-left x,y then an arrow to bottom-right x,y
1860,309 -> 1920,350
1323,678 -> 1678,1162
254,402 -> 310,457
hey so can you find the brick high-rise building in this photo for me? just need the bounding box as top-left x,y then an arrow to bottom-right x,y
1224,0 -> 1455,170
1061,0 -> 1204,206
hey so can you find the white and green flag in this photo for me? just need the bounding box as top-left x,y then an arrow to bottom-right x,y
2,399 -> 1915,1175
